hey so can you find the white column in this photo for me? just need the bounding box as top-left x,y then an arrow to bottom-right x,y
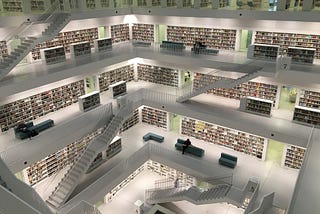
166,111 -> 170,131
281,144 -> 288,167
235,29 -> 241,52
134,63 -> 139,81
261,138 -> 268,161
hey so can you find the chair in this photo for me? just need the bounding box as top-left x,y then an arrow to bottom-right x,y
247,0 -> 254,9
236,0 -> 244,8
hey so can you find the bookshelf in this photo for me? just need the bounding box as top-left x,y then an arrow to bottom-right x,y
109,81 -> 127,98
70,41 -> 92,58
254,31 -> 320,59
2,0 -> 23,12
181,117 -> 267,160
87,136 -> 122,173
86,0 -> 96,9
200,0 -> 211,7
94,38 -> 112,52
0,80 -> 85,132
239,97 -> 273,117
293,105 -> 320,126
152,0 -> 161,6
105,165 -> 144,202
0,41 -> 8,59
193,73 -> 278,106
111,24 -> 130,44
147,160 -> 195,186
42,46 -> 66,65
167,26 -> 237,50
137,64 -> 179,87
247,44 -> 279,60
287,47 -> 316,64
78,91 -> 101,112
119,109 -> 139,133
100,0 -> 109,7
24,127 -> 104,186
283,145 -> 306,169
299,89 -> 320,109
167,0 -> 176,6
32,28 -> 98,61
30,0 -> 45,11
132,24 -> 154,42
98,65 -> 134,92
142,106 -> 168,129
137,0 -> 147,6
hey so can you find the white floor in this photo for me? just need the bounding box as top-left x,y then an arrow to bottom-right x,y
32,122 -> 298,213
0,80 -> 299,213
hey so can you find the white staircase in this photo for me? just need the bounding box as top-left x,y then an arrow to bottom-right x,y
0,11 -> 71,80
46,104 -> 134,209
176,70 -> 261,103
146,184 -> 230,205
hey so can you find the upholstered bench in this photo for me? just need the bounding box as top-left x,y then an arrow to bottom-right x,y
175,138 -> 204,157
14,119 -> 54,140
219,153 -> 238,168
143,132 -> 164,143
29,119 -> 54,133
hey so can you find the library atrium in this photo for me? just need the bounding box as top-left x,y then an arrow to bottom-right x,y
0,0 -> 320,214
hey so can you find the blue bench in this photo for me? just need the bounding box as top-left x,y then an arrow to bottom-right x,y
175,138 -> 204,157
14,119 -> 54,140
143,132 -> 164,143
219,153 -> 237,168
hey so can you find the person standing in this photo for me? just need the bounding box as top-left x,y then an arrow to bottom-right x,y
182,138 -> 191,154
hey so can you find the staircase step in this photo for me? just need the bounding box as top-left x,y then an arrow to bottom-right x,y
49,195 -> 63,204
46,198 -> 60,209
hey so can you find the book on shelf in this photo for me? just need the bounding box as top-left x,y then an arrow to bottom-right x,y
287,47 -> 316,64
293,105 -> 320,126
109,80 -> 127,98
111,24 -> 130,44
283,145 -> 306,169
70,41 -> 92,58
132,23 -> 154,42
98,65 -> 134,92
239,96 -> 273,117
41,46 -> 66,65
137,64 -> 179,87
181,117 -> 267,160
78,91 -> 101,112
142,106 -> 168,129
94,38 -> 112,52
247,44 -> 279,60
0,80 -> 85,132
119,109 -> 139,133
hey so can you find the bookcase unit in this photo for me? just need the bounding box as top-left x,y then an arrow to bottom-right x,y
0,80 -> 85,132
100,0 -> 109,7
132,24 -> 154,42
239,97 -> 273,117
142,106 -> 168,129
283,145 -> 306,169
247,44 -> 279,60
94,38 -> 112,52
98,65 -> 134,92
2,0 -> 23,12
24,127 -> 104,186
193,72 -> 278,106
181,117 -> 267,160
137,64 -> 179,87
30,0 -> 45,11
42,46 -> 66,65
78,91 -> 101,112
167,26 -> 237,50
70,41 -> 92,58
293,106 -> 320,126
86,0 -> 96,9
287,47 -> 316,64
32,28 -> 98,61
254,31 -> 320,59
299,89 -> 320,109
109,81 -> 127,98
119,109 -> 139,133
87,136 -> 122,173
0,41 -> 8,58
147,160 -> 195,186
105,165 -> 144,202
111,24 -> 130,44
